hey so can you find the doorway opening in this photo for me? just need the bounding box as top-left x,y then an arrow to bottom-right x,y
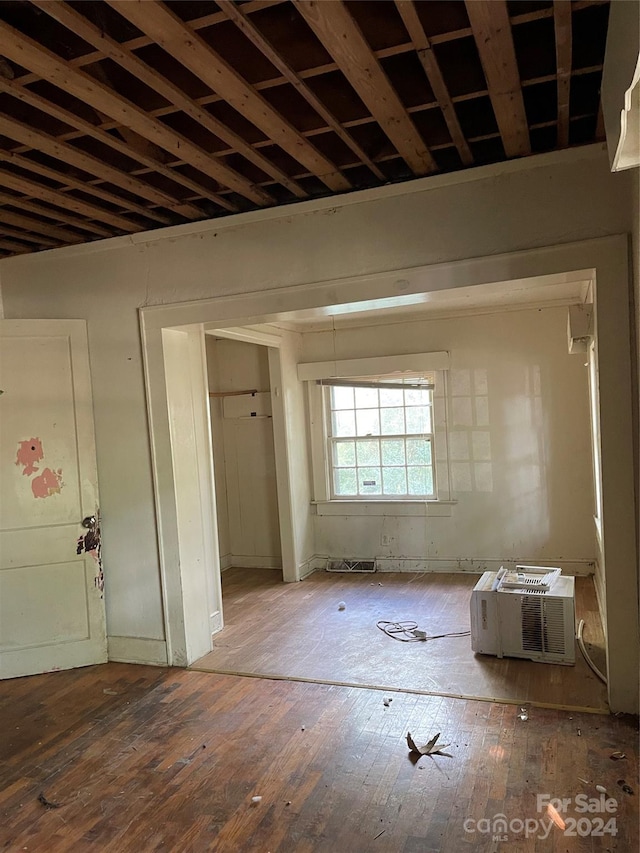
141,235 -> 637,712
206,333 -> 282,582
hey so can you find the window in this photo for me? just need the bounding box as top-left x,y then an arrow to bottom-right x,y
325,378 -> 435,499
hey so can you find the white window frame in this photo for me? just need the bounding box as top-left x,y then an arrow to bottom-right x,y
324,379 -> 436,500
307,368 -> 452,511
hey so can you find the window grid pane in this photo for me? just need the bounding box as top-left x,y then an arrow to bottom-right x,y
328,385 -> 435,499
330,437 -> 434,498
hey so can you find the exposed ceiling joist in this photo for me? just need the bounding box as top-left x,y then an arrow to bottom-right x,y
1,225 -> 57,248
107,0 -> 351,193
0,146 -> 171,226
0,237 -> 32,254
465,0 -> 531,158
395,0 -> 473,167
0,205 -> 85,244
34,0 -> 307,201
0,114 -> 179,218
217,0 -> 385,181
0,0 -> 611,259
0,19 -> 273,207
295,0 -> 437,175
0,78 -> 227,216
0,191 -> 113,237
554,0 -> 573,149
0,168 -> 139,233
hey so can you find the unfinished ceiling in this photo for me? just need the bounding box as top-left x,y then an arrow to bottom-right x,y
0,0 -> 610,259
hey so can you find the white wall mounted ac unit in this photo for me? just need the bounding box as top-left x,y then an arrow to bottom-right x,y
470,568 -> 575,665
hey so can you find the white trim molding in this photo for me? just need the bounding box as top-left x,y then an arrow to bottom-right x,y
140,234 -> 637,712
298,350 -> 450,381
312,500 -> 456,517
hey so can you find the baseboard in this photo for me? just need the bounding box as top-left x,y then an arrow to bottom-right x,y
219,553 -> 233,571
298,556 -> 325,580
315,556 -> 595,575
107,636 -> 168,666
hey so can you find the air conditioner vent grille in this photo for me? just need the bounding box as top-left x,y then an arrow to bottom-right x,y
326,559 -> 376,573
521,597 -> 543,652
542,598 -> 566,655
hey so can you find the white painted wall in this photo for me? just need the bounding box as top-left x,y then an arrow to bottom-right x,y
206,337 -> 281,569
0,147 -> 636,704
302,306 -> 595,572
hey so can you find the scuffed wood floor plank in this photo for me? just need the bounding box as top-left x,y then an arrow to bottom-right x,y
0,663 -> 637,852
195,569 -> 608,711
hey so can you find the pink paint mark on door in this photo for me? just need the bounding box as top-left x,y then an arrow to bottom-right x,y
15,438 -> 44,475
31,467 -> 63,498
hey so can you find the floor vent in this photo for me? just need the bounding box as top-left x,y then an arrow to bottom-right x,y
326,559 -> 376,573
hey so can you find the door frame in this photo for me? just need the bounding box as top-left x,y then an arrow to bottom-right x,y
140,234 -> 638,712
205,326 -> 298,584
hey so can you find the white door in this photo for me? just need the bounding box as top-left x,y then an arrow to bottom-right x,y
0,320 -> 106,678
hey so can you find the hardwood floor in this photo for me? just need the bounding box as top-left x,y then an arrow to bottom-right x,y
195,569 -> 608,712
0,663 -> 637,852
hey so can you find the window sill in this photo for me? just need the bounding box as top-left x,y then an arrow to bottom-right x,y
312,500 -> 456,517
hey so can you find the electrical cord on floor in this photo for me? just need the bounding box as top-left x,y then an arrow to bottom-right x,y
576,618 -> 608,685
376,620 -> 471,642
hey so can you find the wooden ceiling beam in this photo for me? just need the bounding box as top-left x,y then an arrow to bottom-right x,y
107,0 -> 350,193
0,114 -> 177,220
0,224 -> 58,248
14,0 -> 602,88
16,39 -> 412,89
35,1 -> 306,200
106,60 -> 603,172
21,21 -> 478,86
0,192 -> 112,237
464,0 -> 531,158
7,50 -> 602,189
29,1 -> 296,84
395,1 -> 473,167
295,0 -> 436,175
40,50 -> 600,138
134,0 -> 286,41
525,63 -> 602,89
0,205 -> 85,244
0,237 -> 32,254
554,0 -> 572,149
0,147 -> 170,226
0,169 -> 140,233
0,78 -> 224,216
217,0 -> 384,181
0,20 -> 272,207
11,32 -> 499,131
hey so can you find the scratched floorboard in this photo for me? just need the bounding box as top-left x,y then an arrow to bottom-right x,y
0,664 -> 637,852
194,569 -> 608,712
